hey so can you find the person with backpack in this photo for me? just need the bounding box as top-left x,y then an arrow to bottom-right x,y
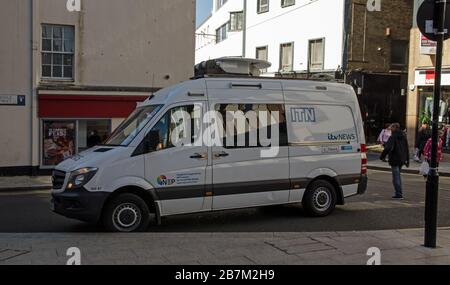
380,123 -> 410,200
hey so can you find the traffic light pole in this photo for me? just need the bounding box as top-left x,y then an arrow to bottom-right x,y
424,0 -> 446,249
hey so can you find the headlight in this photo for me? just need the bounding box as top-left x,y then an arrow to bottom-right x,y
67,168 -> 98,190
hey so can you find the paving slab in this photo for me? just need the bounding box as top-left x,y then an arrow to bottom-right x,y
0,229 -> 449,265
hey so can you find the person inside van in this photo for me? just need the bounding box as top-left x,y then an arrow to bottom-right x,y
380,123 -> 410,200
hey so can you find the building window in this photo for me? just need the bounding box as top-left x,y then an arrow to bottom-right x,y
229,11 -> 244,32
78,120 -> 112,152
309,38 -> 325,71
279,42 -> 294,72
42,119 -> 112,167
216,0 -> 228,10
216,23 -> 228,43
256,46 -> 269,73
391,40 -> 409,67
257,0 -> 270,13
281,0 -> 295,8
41,24 -> 74,80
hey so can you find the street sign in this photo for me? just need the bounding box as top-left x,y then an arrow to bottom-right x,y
420,33 -> 437,54
417,0 -> 450,41
0,95 -> 26,106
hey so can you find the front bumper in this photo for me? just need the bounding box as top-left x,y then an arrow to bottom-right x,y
357,174 -> 368,195
51,188 -> 109,223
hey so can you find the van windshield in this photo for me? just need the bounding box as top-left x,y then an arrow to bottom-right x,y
104,105 -> 162,146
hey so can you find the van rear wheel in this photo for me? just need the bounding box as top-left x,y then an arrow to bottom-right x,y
302,180 -> 337,217
103,193 -> 150,232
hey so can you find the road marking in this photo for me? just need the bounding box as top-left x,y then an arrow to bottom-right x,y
343,200 -> 424,211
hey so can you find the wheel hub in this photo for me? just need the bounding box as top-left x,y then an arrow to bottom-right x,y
113,203 -> 141,231
313,188 -> 331,210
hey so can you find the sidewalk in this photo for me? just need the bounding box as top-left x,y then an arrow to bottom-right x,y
368,152 -> 450,177
0,228 -> 449,265
0,176 -> 51,192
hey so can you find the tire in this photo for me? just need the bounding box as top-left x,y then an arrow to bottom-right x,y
302,180 -> 337,217
103,193 -> 151,232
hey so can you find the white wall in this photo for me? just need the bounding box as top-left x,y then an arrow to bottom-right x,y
245,0 -> 345,75
195,0 -> 244,63
196,0 -> 346,74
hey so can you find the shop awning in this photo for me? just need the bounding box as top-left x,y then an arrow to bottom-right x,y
39,95 -> 149,118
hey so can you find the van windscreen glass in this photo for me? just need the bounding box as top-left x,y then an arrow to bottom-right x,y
104,105 -> 162,146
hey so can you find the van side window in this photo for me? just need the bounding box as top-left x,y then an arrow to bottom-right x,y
138,105 -> 200,154
215,104 -> 288,148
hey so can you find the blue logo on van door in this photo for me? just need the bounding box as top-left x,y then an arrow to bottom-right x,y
291,108 -> 316,123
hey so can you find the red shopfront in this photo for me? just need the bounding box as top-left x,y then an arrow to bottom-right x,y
38,94 -> 148,168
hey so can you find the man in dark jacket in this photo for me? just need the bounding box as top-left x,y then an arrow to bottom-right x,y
380,123 -> 410,200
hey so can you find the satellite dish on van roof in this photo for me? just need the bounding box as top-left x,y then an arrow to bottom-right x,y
195,57 -> 272,77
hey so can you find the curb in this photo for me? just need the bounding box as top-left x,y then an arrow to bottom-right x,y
0,185 -> 52,193
368,165 -> 450,177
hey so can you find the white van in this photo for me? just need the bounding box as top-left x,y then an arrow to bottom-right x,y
51,58 -> 367,232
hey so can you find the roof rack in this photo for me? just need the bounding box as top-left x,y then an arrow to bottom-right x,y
194,57 -> 271,78
193,57 -> 345,84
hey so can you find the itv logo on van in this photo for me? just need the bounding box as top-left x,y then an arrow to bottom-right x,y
290,107 -> 316,123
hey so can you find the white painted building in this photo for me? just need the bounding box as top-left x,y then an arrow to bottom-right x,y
195,0 -> 346,77
196,0 -> 244,63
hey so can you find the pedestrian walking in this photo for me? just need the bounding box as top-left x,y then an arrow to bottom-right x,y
380,123 -> 410,200
423,130 -> 444,167
414,123 -> 431,162
377,123 -> 392,147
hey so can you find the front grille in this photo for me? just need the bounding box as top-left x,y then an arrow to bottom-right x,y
52,170 -> 66,189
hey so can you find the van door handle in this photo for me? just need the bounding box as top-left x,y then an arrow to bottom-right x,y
190,153 -> 207,160
214,151 -> 229,158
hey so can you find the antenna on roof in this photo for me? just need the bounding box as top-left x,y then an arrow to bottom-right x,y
150,73 -> 155,98
195,57 -> 271,78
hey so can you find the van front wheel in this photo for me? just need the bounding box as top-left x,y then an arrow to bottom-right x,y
103,193 -> 150,232
302,180 -> 337,217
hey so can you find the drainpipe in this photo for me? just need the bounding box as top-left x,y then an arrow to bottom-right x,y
342,0 -> 350,80
242,0 -> 247,58
29,0 -> 35,175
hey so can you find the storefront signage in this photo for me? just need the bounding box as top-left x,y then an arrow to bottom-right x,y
420,33 -> 437,55
415,69 -> 450,86
0,95 -> 26,106
42,121 -> 76,167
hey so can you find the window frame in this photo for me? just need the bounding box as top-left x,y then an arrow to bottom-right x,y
229,11 -> 244,32
257,0 -> 270,14
216,22 -> 229,43
255,46 -> 269,73
41,24 -> 75,81
308,38 -> 325,72
281,0 -> 295,8
279,42 -> 294,73
390,40 -> 409,67
216,0 -> 228,11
